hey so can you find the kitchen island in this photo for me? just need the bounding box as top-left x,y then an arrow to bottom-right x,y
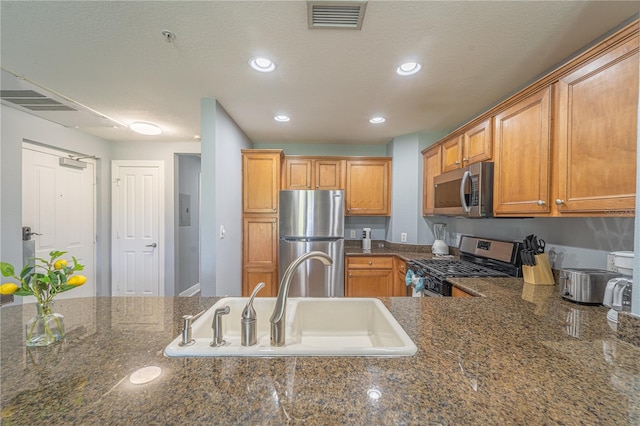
2,279 -> 640,424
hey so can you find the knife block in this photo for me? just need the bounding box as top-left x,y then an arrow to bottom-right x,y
522,253 -> 555,285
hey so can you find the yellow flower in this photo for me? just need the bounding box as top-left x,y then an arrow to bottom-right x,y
67,275 -> 87,286
54,259 -> 68,270
0,283 -> 19,295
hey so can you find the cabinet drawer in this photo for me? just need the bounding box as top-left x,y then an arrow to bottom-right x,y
347,256 -> 394,269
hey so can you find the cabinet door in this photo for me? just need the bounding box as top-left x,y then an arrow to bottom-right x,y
345,269 -> 393,297
315,159 -> 345,190
283,158 -> 313,190
422,145 -> 442,216
243,152 -> 282,213
463,118 -> 493,166
441,135 -> 463,172
345,159 -> 391,216
493,87 -> 551,216
243,216 -> 278,267
243,268 -> 277,297
555,36 -> 638,215
394,258 -> 408,297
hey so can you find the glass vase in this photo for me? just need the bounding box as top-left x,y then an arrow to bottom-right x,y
26,302 -> 65,347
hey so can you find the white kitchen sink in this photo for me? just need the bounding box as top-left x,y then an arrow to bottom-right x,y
164,297 -> 416,357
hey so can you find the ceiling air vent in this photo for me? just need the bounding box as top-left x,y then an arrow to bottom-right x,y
1,89 -> 77,111
307,1 -> 367,30
1,69 -> 123,128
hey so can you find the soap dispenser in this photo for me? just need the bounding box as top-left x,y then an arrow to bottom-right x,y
241,282 -> 265,346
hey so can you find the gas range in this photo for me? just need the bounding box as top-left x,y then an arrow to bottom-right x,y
407,236 -> 522,297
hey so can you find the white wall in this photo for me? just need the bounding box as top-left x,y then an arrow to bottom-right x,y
177,155 -> 201,295
386,133 -> 421,244
214,101 -> 252,295
110,140 -> 200,296
200,99 -> 252,297
0,104 -> 112,297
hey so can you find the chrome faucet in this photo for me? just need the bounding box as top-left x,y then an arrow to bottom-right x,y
270,251 -> 333,346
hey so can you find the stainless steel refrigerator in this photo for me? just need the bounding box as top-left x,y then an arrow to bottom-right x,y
279,190 -> 344,297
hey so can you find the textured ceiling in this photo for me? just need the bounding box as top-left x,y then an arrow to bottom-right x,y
1,1 -> 638,144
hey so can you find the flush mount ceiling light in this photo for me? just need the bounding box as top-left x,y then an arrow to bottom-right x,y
129,121 -> 162,135
249,57 -> 276,73
369,116 -> 386,124
274,115 -> 290,122
396,62 -> 422,76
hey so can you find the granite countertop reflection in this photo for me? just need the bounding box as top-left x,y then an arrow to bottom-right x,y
2,281 -> 640,424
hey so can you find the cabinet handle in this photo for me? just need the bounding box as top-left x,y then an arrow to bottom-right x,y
462,157 -> 468,162
555,199 -> 565,205
537,200 -> 546,206
368,261 -> 373,265
455,160 -> 461,165
348,274 -> 352,278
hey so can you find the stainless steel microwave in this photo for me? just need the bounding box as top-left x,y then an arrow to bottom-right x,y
433,162 -> 494,217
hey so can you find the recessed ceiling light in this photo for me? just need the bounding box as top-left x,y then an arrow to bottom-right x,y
396,62 -> 422,76
129,121 -> 162,135
249,57 -> 276,73
369,116 -> 386,124
274,115 -> 290,122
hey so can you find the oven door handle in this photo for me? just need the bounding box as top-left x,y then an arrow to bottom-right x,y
459,170 -> 471,213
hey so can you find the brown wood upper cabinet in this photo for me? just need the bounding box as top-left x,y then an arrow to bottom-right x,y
345,159 -> 392,216
242,150 -> 283,214
493,87 -> 552,216
441,118 -> 493,172
553,34 -> 638,216
282,157 -> 345,190
422,144 -> 442,216
427,21 -> 638,218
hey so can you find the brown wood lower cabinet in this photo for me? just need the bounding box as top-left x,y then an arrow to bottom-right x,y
345,256 -> 409,297
394,258 -> 409,297
452,286 -> 473,298
346,269 -> 394,297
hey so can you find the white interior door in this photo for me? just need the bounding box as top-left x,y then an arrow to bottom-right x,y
112,161 -> 164,296
22,144 -> 96,300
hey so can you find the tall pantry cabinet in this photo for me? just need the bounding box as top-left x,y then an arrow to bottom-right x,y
241,150 -> 283,297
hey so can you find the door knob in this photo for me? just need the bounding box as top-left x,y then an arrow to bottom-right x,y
146,243 -> 157,248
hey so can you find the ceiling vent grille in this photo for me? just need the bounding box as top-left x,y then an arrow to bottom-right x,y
307,1 -> 367,30
1,89 -> 77,111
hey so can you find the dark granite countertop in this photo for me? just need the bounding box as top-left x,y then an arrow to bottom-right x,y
2,280 -> 640,424
344,241 -> 441,261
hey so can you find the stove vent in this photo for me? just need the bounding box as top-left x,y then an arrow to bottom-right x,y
307,1 -> 367,30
